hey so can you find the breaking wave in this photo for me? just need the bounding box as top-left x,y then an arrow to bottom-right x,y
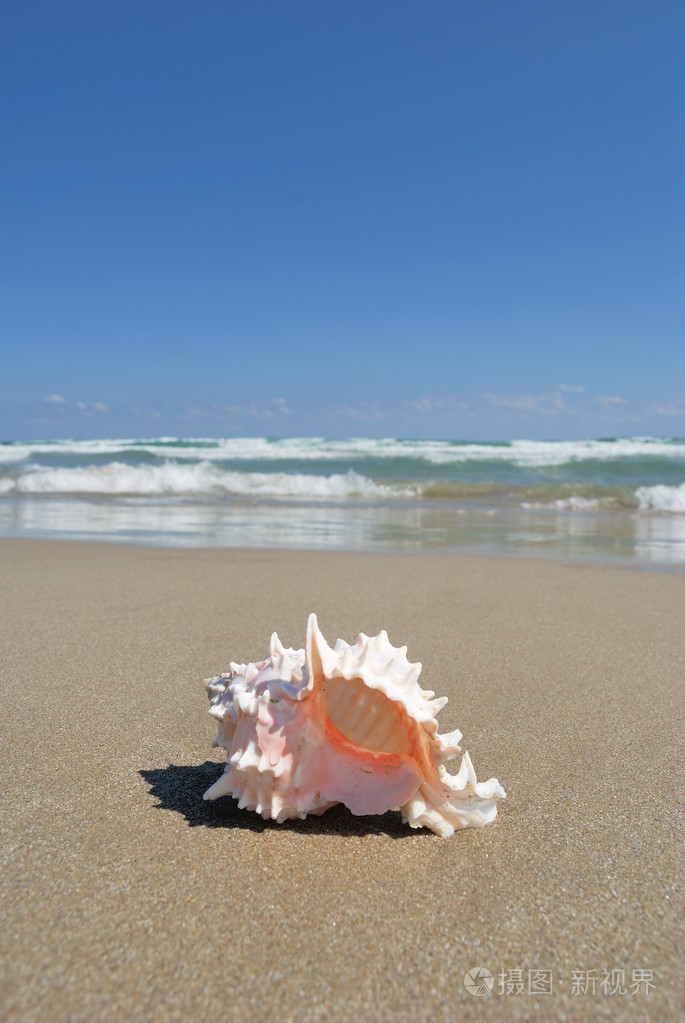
3,461 -> 406,501
0,436 -> 682,514
1,435 -> 684,468
635,482 -> 685,513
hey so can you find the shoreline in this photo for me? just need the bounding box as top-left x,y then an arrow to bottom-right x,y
1,529 -> 683,574
1,497 -> 683,570
2,539 -> 683,1021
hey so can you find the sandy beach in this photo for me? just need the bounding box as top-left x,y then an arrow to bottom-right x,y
1,538 -> 683,1022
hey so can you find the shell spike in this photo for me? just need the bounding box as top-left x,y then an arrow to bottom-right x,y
455,750 -> 479,788
304,612 -> 334,690
203,769 -> 234,801
269,632 -> 285,656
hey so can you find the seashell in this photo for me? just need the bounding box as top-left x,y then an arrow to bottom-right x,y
203,614 -> 505,836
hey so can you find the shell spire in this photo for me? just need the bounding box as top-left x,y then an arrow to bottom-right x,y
202,614 -> 505,835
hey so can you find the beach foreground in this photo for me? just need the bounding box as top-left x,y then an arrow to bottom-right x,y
1,540 -> 683,1022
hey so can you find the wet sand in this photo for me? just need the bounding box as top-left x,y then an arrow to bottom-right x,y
1,539 -> 683,1022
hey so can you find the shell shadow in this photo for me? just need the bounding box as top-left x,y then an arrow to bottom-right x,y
139,761 -> 424,839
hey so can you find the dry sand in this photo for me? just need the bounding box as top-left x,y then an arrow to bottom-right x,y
1,538 -> 683,1022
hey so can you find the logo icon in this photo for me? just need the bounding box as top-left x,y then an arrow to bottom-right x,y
464,967 -> 494,997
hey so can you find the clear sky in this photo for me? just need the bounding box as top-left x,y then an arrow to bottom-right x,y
1,0 -> 683,441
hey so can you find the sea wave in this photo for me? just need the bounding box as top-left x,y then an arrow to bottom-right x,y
635,481 -> 685,513
1,435 -> 684,467
2,459 -> 683,512
553,496 -> 605,511
4,461 -> 408,501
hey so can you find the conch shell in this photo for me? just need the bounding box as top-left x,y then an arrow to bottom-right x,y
203,614 -> 505,836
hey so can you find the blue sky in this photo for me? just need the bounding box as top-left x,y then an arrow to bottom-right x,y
1,0 -> 683,441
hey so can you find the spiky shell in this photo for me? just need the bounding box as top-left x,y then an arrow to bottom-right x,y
203,614 -> 505,836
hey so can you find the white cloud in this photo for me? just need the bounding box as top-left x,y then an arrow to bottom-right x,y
597,395 -> 627,408
485,391 -> 567,414
327,401 -> 385,421
648,399 -> 685,417
194,397 -> 295,420
42,395 -> 109,414
558,384 -> 585,393
402,395 -> 469,415
246,398 -> 291,418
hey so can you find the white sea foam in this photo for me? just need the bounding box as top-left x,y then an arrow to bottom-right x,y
501,437 -> 685,468
7,461 -> 407,501
2,436 -> 684,466
635,482 -> 685,513
553,496 -> 603,511
0,440 -> 140,463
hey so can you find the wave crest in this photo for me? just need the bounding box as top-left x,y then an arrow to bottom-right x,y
636,482 -> 685,513
2,435 -> 684,467
7,461 -> 407,501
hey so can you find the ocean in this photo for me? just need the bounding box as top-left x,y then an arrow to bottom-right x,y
1,436 -> 683,565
